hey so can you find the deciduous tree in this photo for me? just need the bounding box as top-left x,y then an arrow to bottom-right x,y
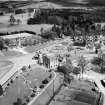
9,15 -> 16,25
77,56 -> 87,78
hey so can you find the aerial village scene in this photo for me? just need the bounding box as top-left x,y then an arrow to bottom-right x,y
0,0 -> 105,105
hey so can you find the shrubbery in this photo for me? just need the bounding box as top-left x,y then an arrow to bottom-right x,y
15,9 -> 26,14
91,57 -> 103,65
42,79 -> 49,84
27,17 -> 41,24
26,97 -> 30,103
41,30 -> 57,39
0,85 -> 3,96
47,16 -> 63,25
73,67 -> 81,75
73,40 -> 86,47
91,57 -> 105,73
13,98 -> 22,105
22,103 -> 27,105
39,84 -> 44,89
49,74 -> 52,79
11,79 -> 13,83
30,93 -> 35,98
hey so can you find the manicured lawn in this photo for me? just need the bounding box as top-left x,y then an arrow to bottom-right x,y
25,45 -> 42,53
25,40 -> 51,53
1,50 -> 23,57
0,66 -> 53,105
0,24 -> 52,34
0,61 -> 13,67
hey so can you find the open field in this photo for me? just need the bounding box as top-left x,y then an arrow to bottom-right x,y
0,50 -> 23,60
46,0 -> 105,6
0,65 -> 53,105
0,61 -> 13,67
0,24 -> 52,34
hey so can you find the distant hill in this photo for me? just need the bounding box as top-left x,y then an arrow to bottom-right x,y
45,0 -> 105,6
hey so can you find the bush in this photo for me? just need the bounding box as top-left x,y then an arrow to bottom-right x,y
47,16 -> 63,25
39,84 -> 44,89
49,74 -> 52,79
7,83 -> 10,86
41,30 -> 57,39
42,79 -> 49,84
26,97 -> 30,103
15,9 -> 25,14
17,98 -> 22,105
73,67 -> 81,75
21,66 -> 27,72
0,12 -> 4,16
13,102 -> 18,105
27,17 -> 41,24
73,40 -> 86,47
11,79 -> 13,83
91,57 -> 103,65
0,85 -> 3,96
30,93 -> 35,98
22,103 -> 27,105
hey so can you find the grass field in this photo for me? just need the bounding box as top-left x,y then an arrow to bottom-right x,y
0,66 -> 53,105
0,23 -> 52,34
0,50 -> 23,60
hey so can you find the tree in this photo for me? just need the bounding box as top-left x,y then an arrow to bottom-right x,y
41,30 -> 57,39
57,65 -> 72,75
98,52 -> 105,73
77,56 -> 87,78
40,27 -> 44,35
91,56 -> 105,73
17,19 -> 21,25
9,15 -> 16,25
17,98 -> 22,105
4,39 -> 10,46
57,62 -> 73,84
73,67 -> 81,75
0,38 -> 4,50
91,57 -> 103,66
11,4 -> 17,14
0,85 -> 3,96
47,16 -> 63,25
21,66 -> 27,72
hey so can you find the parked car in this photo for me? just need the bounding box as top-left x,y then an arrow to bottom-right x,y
100,79 -> 105,87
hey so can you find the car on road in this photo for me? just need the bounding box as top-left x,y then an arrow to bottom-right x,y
100,79 -> 105,87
